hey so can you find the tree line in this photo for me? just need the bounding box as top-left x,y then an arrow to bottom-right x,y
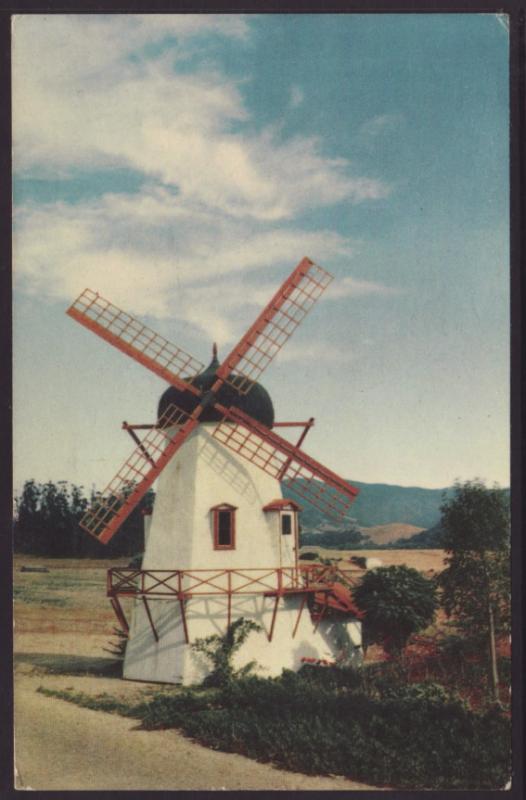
13,480 -> 152,558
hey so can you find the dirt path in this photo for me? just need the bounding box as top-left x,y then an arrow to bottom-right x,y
15,673 -> 380,791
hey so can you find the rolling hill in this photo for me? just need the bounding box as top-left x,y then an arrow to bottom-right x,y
360,523 -> 425,546
283,480 -> 452,531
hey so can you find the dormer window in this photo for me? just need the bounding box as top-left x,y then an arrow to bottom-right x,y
263,499 -> 301,536
210,504 -> 237,550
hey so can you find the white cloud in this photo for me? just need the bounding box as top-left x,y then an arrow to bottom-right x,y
13,190 -> 355,341
14,187 -> 398,351
275,340 -> 354,365
13,15 -> 390,221
357,113 -> 404,140
325,275 -> 401,299
12,15 -> 396,355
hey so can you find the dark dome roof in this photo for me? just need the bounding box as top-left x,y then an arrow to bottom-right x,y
158,352 -> 275,428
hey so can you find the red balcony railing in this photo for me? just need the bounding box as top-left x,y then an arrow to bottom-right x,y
107,564 -> 361,644
107,564 -> 359,599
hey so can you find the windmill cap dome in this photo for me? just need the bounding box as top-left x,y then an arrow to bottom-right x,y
157,350 -> 275,428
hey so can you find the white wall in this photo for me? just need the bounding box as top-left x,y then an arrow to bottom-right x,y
123,422 -> 362,685
142,424 -> 296,572
124,594 -> 362,685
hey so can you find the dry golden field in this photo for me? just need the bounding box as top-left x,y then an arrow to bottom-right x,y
304,548 -> 447,575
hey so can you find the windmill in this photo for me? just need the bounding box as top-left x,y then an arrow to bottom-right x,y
67,257 -> 364,684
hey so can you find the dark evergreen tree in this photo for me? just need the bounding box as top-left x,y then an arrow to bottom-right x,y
14,480 -> 153,558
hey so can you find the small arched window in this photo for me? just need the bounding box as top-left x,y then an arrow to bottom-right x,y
210,504 -> 237,550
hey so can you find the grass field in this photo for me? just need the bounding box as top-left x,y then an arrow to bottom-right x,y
14,550 -> 447,650
13,549 -> 447,676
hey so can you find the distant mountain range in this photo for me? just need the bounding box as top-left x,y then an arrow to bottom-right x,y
287,479 -> 509,550
299,523 -> 445,551
283,479 -> 453,531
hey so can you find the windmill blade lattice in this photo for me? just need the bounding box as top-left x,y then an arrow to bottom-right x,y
81,404 -> 195,544
67,289 -> 204,396
67,257 -> 357,545
215,258 -> 333,395
212,407 -> 358,520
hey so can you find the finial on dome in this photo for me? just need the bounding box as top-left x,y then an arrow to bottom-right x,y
212,342 -> 218,359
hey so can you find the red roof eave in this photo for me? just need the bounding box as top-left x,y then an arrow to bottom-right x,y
263,498 -> 302,512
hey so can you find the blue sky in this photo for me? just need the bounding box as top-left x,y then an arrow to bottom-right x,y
12,13 -> 509,494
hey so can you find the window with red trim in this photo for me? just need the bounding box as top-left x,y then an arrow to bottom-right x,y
211,504 -> 236,549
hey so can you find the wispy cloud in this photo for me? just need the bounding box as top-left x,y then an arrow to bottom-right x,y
13,15 -> 390,221
275,340 -> 355,365
289,85 -> 304,108
357,113 -> 404,140
13,189 -> 354,340
13,15 -> 397,353
325,276 -> 401,299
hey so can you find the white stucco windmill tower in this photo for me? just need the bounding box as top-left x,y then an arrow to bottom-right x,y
67,257 -> 363,685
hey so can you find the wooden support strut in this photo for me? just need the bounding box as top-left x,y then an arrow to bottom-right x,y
277,417 -> 314,481
268,595 -> 281,642
227,571 -> 232,632
272,420 -> 316,428
141,597 -> 159,642
177,572 -> 190,644
109,596 -> 129,635
122,421 -> 156,468
292,593 -> 308,639
313,598 -> 328,633
179,597 -> 190,644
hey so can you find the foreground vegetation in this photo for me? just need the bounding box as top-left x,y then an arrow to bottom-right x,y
38,660 -> 510,791
18,478 -> 511,790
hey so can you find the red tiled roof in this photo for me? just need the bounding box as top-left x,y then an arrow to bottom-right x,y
262,498 -> 302,512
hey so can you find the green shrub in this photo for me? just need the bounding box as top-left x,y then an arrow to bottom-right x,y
353,565 -> 438,655
143,670 -> 509,789
38,666 -> 511,790
191,617 -> 261,687
136,672 -> 510,789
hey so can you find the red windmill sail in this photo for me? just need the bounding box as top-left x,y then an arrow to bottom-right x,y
215,257 -> 333,394
212,406 -> 358,520
81,404 -> 195,543
67,289 -> 204,397
68,257 -> 358,544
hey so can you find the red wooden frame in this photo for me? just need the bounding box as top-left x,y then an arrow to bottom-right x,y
215,258 -> 333,394
213,406 -> 359,521
67,290 -> 204,396
108,564 -> 360,598
68,259 -> 359,545
211,503 -> 237,550
107,565 -> 362,643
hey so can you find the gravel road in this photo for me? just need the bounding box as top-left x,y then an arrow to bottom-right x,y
15,672 -> 380,791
